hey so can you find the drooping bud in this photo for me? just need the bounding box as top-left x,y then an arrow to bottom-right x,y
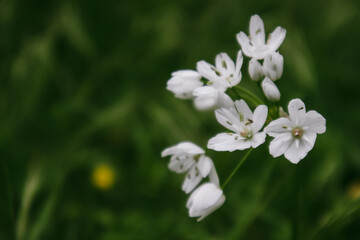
186,182 -> 225,221
263,52 -> 283,81
166,70 -> 203,99
193,86 -> 233,111
261,77 -> 280,102
248,58 -> 264,81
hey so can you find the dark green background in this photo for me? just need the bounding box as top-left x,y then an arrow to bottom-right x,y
1,0 -> 360,239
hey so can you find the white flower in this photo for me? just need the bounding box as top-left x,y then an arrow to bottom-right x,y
166,70 -> 203,99
196,50 -> 243,91
236,14 -> 286,60
263,52 -> 283,81
261,77 -> 280,102
208,100 -> 268,151
161,142 -> 219,193
186,182 -> 225,221
264,99 -> 326,164
248,58 -> 264,81
193,86 -> 234,111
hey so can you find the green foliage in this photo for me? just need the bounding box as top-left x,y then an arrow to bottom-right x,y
1,0 -> 360,239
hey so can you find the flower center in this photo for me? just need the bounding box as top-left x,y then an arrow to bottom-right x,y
292,127 -> 303,138
240,128 -> 252,140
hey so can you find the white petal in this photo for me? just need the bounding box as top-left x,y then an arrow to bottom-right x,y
161,145 -> 180,157
288,99 -> 307,126
266,26 -> 286,52
304,110 -> 326,134
215,107 -> 242,133
252,105 -> 268,133
235,99 -> 253,122
248,58 -> 264,81
168,156 -> 195,173
197,195 -> 225,222
207,133 -> 247,152
302,132 -> 317,152
284,139 -> 309,164
251,132 -> 266,148
193,86 -> 218,111
251,45 -> 273,60
268,133 -> 293,157
261,78 -> 281,102
171,70 -> 201,78
216,91 -> 234,109
234,50 -> 243,81
264,117 -> 293,137
196,60 -> 220,83
197,155 -> 212,178
208,161 -> 220,187
236,32 -> 254,58
179,142 -> 204,154
186,183 -> 224,221
263,52 -> 284,81
215,52 -> 235,74
249,14 -> 265,46
166,75 -> 203,99
182,166 -> 203,194
186,183 -> 222,211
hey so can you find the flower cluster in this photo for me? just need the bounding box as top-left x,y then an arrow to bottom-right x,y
162,14 -> 326,221
161,142 -> 224,221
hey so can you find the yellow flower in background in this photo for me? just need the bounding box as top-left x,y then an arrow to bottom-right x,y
92,164 -> 115,190
347,181 -> 360,200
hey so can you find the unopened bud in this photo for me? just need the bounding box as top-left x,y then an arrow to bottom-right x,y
263,52 -> 283,81
261,77 -> 280,102
248,58 -> 264,81
167,70 -> 203,99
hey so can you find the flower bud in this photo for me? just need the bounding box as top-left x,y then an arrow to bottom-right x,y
248,58 -> 264,81
166,70 -> 203,99
261,77 -> 280,102
186,182 -> 225,221
193,86 -> 233,111
263,52 -> 283,81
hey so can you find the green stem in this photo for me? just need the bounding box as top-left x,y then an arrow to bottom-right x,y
231,88 -> 241,100
1,159 -> 15,239
234,86 -> 264,106
221,148 -> 253,189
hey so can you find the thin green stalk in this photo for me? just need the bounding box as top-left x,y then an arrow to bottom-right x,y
231,88 -> 241,100
234,86 -> 264,106
1,159 -> 15,239
222,148 -> 253,189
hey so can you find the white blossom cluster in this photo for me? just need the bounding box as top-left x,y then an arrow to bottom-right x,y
162,14 -> 326,221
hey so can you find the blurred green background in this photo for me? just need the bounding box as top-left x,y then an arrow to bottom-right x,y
1,0 -> 360,239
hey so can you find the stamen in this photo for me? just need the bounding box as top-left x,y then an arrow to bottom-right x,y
226,121 -> 233,126
222,60 -> 227,69
195,167 -> 199,177
245,118 -> 253,125
240,129 -> 252,139
211,66 -> 222,77
292,128 -> 303,138
239,113 -> 244,122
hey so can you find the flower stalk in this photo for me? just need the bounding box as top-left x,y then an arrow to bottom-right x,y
221,148 -> 253,189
